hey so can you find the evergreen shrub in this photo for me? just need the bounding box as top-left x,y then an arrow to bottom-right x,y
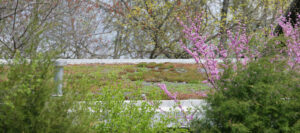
191,58 -> 300,133
0,54 -> 93,133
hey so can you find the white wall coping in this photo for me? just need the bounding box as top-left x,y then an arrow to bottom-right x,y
125,99 -> 205,112
0,59 -> 230,65
82,99 -> 205,112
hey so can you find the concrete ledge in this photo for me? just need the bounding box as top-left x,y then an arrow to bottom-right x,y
56,59 -> 199,65
83,99 -> 205,112
0,59 -> 227,65
134,99 -> 206,112
0,58 -> 249,65
82,100 -> 206,128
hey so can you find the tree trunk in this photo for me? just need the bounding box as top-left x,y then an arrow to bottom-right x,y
150,34 -> 159,59
113,31 -> 121,59
219,0 -> 230,49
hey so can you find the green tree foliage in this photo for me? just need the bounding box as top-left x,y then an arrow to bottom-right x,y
99,0 -> 209,58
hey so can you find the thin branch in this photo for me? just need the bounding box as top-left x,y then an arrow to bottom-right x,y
157,1 -> 176,29
12,0 -> 19,50
0,39 -> 13,52
0,2 -> 51,21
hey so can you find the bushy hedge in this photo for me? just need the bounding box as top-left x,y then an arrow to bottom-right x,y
191,58 -> 300,132
0,55 -> 94,132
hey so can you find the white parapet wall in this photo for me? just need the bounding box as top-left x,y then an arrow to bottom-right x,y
128,100 -> 206,127
0,59 -> 227,65
83,100 -> 206,128
56,59 -> 199,64
55,59 -> 228,65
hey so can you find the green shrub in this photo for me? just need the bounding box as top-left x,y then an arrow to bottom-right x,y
167,64 -> 175,69
64,64 -> 181,132
158,63 -> 174,69
0,54 -> 92,133
136,62 -> 148,67
146,62 -> 160,68
81,70 -> 185,132
191,58 -> 300,132
127,72 -> 144,81
124,67 -> 136,73
88,86 -> 172,132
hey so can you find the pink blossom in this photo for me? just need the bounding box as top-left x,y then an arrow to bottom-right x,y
196,91 -> 208,97
202,80 -> 209,84
177,13 -> 256,89
220,49 -> 228,58
277,15 -> 300,68
157,83 -> 177,100
178,13 -> 221,86
157,83 -> 194,121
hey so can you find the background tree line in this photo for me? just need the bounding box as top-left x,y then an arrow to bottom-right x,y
0,0 -> 295,59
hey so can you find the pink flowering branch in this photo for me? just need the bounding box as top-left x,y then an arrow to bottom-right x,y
177,14 -> 220,89
177,12 -> 299,90
277,14 -> 300,69
157,13 -> 299,123
177,13 -> 256,89
157,83 -> 196,121
226,24 -> 260,68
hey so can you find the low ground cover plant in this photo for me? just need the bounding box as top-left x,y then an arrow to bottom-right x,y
64,63 -> 209,100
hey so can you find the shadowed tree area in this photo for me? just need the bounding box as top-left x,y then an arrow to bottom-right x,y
275,0 -> 300,34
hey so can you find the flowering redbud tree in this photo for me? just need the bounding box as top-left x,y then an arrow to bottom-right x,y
157,13 -> 300,123
176,13 -> 260,90
160,13 -> 299,91
277,14 -> 300,69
